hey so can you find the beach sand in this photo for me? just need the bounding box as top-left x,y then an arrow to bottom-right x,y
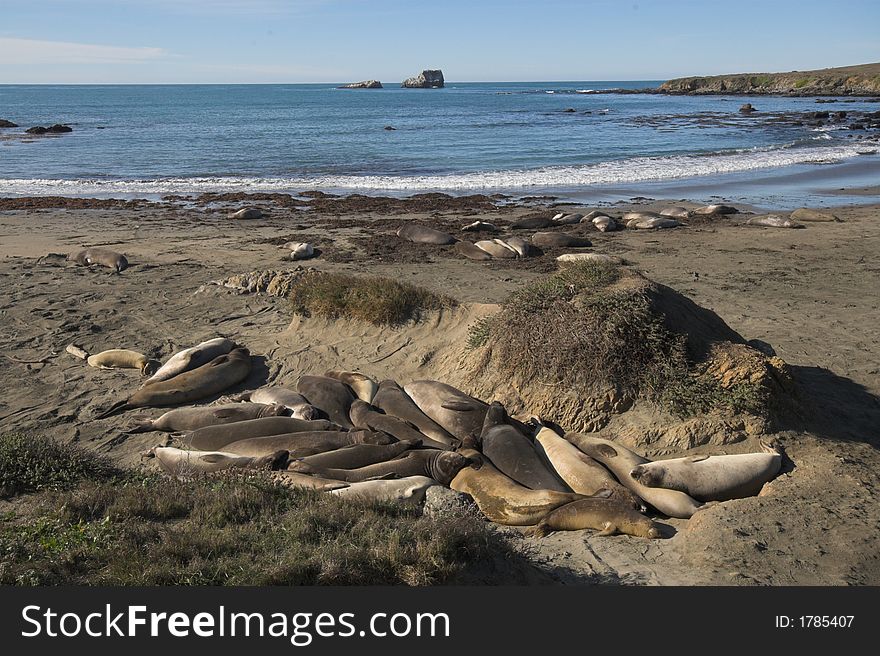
1,193 -> 878,585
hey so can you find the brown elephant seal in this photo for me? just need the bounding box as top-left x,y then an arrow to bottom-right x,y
292,440 -> 417,470
289,449 -> 473,485
790,208 -> 839,222
323,370 -> 378,403
232,387 -> 320,420
126,402 -> 287,433
95,348 -> 252,419
349,399 -> 450,450
396,224 -> 456,245
68,247 -> 128,272
530,232 -> 592,248
565,433 -> 702,519
534,426 -> 642,507
372,380 -> 457,446
87,349 -> 160,376
403,380 -> 488,445
532,498 -> 663,538
480,403 -> 569,492
746,214 -> 802,228
297,375 -> 356,428
144,337 -> 236,386
632,217 -> 681,229
629,442 -> 782,502
455,241 -> 493,261
474,239 -> 516,259
182,416 -> 343,450
658,206 -> 690,220
329,476 -> 437,504
510,216 -> 554,230
145,446 -> 286,475
215,429 -> 393,458
692,204 -> 737,216
591,215 -> 620,232
228,207 -> 263,219
461,220 -> 498,232
450,449 -> 584,526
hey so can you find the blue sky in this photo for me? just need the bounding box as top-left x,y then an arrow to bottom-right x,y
1,0 -> 878,83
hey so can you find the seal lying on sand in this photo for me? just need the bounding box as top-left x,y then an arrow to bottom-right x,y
372,380 -> 458,447
455,241 -> 493,260
692,204 -> 737,216
232,387 -> 320,420
290,450 -> 473,486
510,216 -> 554,230
461,221 -> 498,232
144,337 -> 236,386
87,349 -> 159,376
228,207 -> 263,220
146,446 -> 286,475
629,442 -> 782,502
552,213 -> 584,225
591,216 -> 620,232
272,471 -> 350,492
182,416 -> 342,449
450,449 -> 583,526
216,430 -> 393,458
397,224 -> 456,245
658,207 -> 690,220
126,402 -> 287,434
531,232 -> 592,248
349,400 -> 450,450
474,240 -> 517,259
631,217 -> 681,229
746,215 -> 802,228
323,370 -> 378,403
504,236 -> 532,258
68,248 -> 128,272
95,348 -> 252,419
403,380 -> 488,445
297,375 -> 356,428
531,497 -> 663,538
292,440 -> 416,470
329,476 -> 437,504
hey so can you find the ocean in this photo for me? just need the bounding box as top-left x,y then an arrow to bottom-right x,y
1,82 -> 878,205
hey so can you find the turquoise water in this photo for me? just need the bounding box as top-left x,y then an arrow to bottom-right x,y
0,82 -> 878,199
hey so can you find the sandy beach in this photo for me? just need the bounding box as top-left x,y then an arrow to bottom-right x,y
1,191 -> 878,585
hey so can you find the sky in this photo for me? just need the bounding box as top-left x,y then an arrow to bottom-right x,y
1,0 -> 879,84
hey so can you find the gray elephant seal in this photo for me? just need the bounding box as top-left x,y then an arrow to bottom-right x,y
403,380 -> 488,445
480,403 -> 569,492
461,221 -> 498,232
372,380 -> 457,446
229,207 -> 263,219
272,471 -> 350,492
146,446 -> 286,475
349,399 -> 451,450
530,233 -> 592,248
182,416 -> 342,449
746,215 -> 802,228
532,498 -> 662,538
455,241 -> 493,261
591,216 -> 620,232
144,337 -> 236,386
658,207 -> 690,220
510,216 -> 554,230
233,387 -> 320,420
474,240 -> 516,259
629,442 -> 782,502
396,224 -> 457,245
565,433 -> 703,519
330,476 -> 437,504
631,217 -> 681,229
293,440 -> 416,470
217,429 -> 393,458
297,375 -> 356,428
323,370 -> 378,403
450,449 -> 583,526
290,449 -> 473,485
87,349 -> 160,376
582,210 -> 610,222
126,402 -> 287,434
504,236 -> 532,258
95,348 -> 252,419
552,213 -> 584,225
692,204 -> 737,216
68,248 -> 128,272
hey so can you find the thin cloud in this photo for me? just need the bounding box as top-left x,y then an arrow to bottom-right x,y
0,37 -> 167,65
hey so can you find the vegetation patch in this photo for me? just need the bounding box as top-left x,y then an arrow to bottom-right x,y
289,271 -> 456,326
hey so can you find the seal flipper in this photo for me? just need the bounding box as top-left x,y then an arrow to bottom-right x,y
441,401 -> 478,412
212,408 -> 241,419
596,522 -> 618,537
94,399 -> 132,420
686,455 -> 710,463
363,473 -> 400,481
123,417 -> 156,434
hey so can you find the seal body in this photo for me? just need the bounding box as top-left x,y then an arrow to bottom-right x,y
510,216 -> 554,230
127,402 -> 287,433
591,216 -> 619,232
234,387 -> 320,420
403,380 -> 488,444
552,213 -> 584,225
68,247 -> 128,272
533,498 -> 663,538
229,207 -> 263,219
297,375 -> 356,428
455,241 -> 493,261
474,240 -> 516,259
504,236 -> 532,258
349,399 -> 450,450
292,440 -> 415,470
271,471 -> 350,492
183,416 -> 341,449
658,207 -> 690,219
746,215 -> 800,228
323,370 -> 378,403
692,204 -> 737,216
87,349 -> 159,375
632,217 -> 681,229
372,380 -> 457,446
147,446 -> 285,475
530,233 -> 592,248
330,476 -> 437,504
290,450 -> 473,485
396,224 -> 456,245
145,337 -> 236,386
461,221 -> 497,232
217,430 -> 392,458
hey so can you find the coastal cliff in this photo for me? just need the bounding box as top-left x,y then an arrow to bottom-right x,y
658,62 -> 880,96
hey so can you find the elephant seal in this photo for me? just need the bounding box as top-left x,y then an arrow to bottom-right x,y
182,416 -> 342,449
329,476 -> 437,504
297,375 -> 356,428
552,213 -> 584,225
790,208 -> 839,222
591,216 -> 620,232
87,349 -> 160,376
629,442 -> 782,502
504,236 -> 532,258
216,429 -> 393,458
530,233 -> 592,248
692,204 -> 737,216
403,380 -> 488,445
582,210 -> 610,222
372,380 -> 457,446
450,449 -> 584,526
461,221 -> 498,232
746,214 -> 802,228
286,242 -> 314,261
632,217 -> 681,229
126,402 -> 288,433
397,224 -> 456,245
658,206 -> 690,220
68,248 -> 128,272
95,348 -> 252,419
480,403 -> 569,491
290,449 -> 473,485
622,211 -> 662,224
272,471 -> 350,492
146,446 -> 286,475
565,433 -> 703,519
455,241 -> 493,261
349,399 -> 451,450
293,440 -> 416,470
229,207 -> 263,219
232,387 -> 320,420
323,370 -> 378,403
474,240 -> 516,259
510,216 -> 554,230
534,426 -> 642,507
144,337 -> 236,386
557,253 -> 621,264
532,498 -> 663,538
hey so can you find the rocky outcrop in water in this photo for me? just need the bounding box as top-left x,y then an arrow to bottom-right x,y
26,124 -> 73,135
338,80 -> 383,89
0,119 -> 18,128
402,70 -> 444,88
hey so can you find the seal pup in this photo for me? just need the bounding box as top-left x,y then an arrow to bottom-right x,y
213,429 -> 393,457
450,449 -> 583,526
323,370 -> 378,403
480,403 -> 570,492
565,433 -> 703,519
629,442 -> 782,502
329,476 -> 437,504
144,337 -> 236,386
95,348 -> 252,419
396,224 -> 456,245
229,207 -> 263,219
455,241 -> 493,261
292,440 -> 416,470
531,498 -> 663,538
145,446 -> 286,475
68,248 -> 128,272
297,375 -> 356,428
349,399 -> 451,450
403,380 -> 488,445
182,416 -> 342,449
289,450 -> 473,486
530,233 -> 592,248
372,380 -> 458,447
87,349 -> 160,376
746,215 -> 802,228
126,402 -> 288,434
232,387 -> 320,420
461,221 -> 498,232
474,240 -> 516,259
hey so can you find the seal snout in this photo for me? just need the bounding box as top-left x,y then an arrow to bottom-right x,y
629,465 -> 653,486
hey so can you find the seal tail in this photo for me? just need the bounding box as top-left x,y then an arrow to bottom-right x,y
123,418 -> 155,434
94,399 -> 132,420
